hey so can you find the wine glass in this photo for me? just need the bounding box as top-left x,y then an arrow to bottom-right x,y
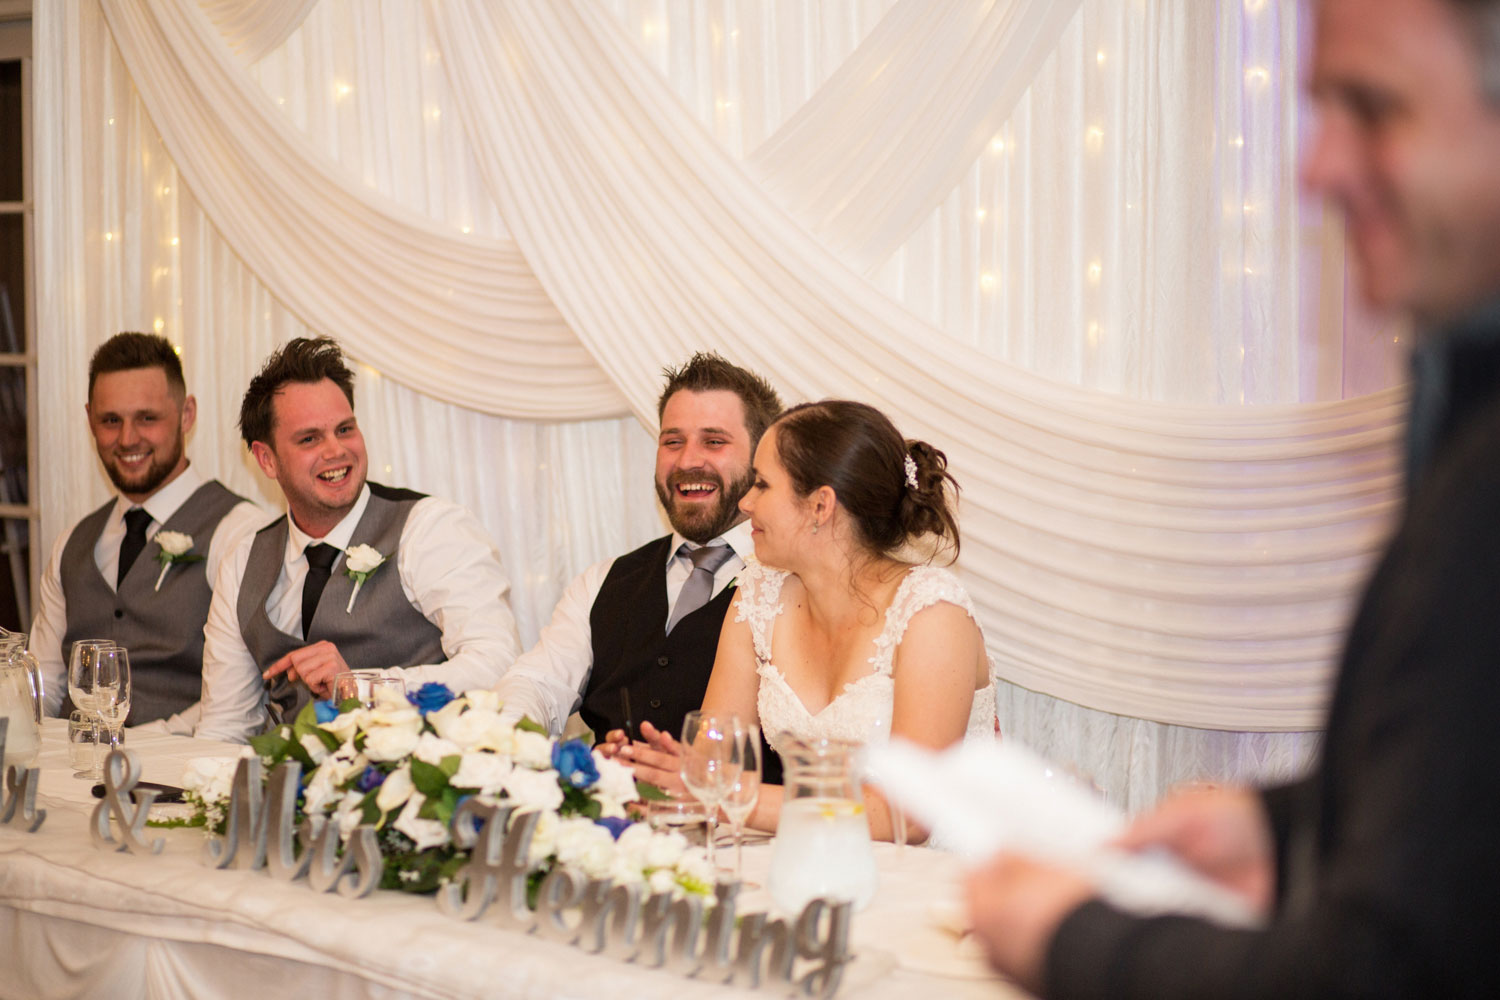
720,725 -> 763,882
679,711 -> 743,874
67,640 -> 114,779
91,646 -> 131,759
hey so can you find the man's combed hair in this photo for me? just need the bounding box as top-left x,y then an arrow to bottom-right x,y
239,336 -> 356,446
88,332 -> 186,399
657,351 -> 783,447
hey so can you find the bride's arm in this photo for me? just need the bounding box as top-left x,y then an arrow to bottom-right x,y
873,600 -> 988,842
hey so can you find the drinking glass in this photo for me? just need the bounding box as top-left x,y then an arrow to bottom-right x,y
91,646 -> 131,757
679,711 -> 744,873
67,640 -> 114,779
68,710 -> 99,773
332,670 -> 405,709
720,725 -> 763,882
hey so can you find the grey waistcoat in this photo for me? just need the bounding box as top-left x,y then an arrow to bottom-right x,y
237,483 -> 445,724
60,480 -> 246,725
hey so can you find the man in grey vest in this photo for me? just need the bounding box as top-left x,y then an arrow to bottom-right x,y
29,332 -> 264,733
493,352 -> 782,780
195,337 -> 521,743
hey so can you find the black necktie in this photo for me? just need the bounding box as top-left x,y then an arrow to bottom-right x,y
117,508 -> 153,587
301,543 -> 340,639
666,544 -> 733,634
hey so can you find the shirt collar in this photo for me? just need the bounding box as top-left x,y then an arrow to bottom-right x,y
112,462 -> 204,527
285,483 -> 372,563
666,518 -> 754,568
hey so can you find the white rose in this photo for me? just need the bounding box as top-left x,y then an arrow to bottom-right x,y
322,743 -> 367,784
512,730 -> 554,770
643,829 -> 689,870
443,709 -> 513,753
425,699 -> 469,740
155,530 -> 194,557
344,544 -> 386,574
412,732 -> 462,766
518,809 -> 558,866
363,725 -> 420,763
298,733 -> 330,765
674,851 -> 714,888
464,689 -> 502,713
502,766 -> 564,814
608,854 -> 646,886
336,790 -> 366,841
647,868 -> 676,896
554,818 -> 617,879
302,765 -> 339,816
365,702 -> 422,732
450,751 -> 512,795
592,754 -> 638,817
319,709 -> 363,743
376,764 -> 415,813
613,823 -> 656,866
393,792 -> 450,851
182,756 -> 239,803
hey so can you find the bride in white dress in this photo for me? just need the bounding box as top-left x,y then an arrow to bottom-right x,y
622,399 -> 996,842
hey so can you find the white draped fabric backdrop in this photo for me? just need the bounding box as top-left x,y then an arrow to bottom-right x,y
32,0 -> 1409,809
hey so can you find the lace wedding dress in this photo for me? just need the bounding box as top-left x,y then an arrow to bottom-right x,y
738,561 -> 998,761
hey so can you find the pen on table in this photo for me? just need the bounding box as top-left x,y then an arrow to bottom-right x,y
621,689 -> 635,743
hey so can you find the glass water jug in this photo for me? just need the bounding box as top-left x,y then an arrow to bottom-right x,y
767,737 -> 878,913
0,627 -> 43,768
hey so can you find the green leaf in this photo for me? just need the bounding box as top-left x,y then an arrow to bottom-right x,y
514,716 -> 548,736
439,754 -> 462,778
313,726 -> 340,752
338,697 -> 361,713
249,730 -> 288,761
409,757 -> 449,798
635,780 -> 672,802
290,699 -> 323,745
360,789 -> 382,826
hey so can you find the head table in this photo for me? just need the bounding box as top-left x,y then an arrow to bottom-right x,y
0,721 -> 1026,999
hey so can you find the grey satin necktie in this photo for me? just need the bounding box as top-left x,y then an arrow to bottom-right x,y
117,508 -> 154,586
301,543 -> 340,639
665,543 -> 733,634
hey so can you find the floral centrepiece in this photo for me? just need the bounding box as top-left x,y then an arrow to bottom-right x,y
179,684 -> 711,903
343,544 -> 388,612
153,531 -> 204,591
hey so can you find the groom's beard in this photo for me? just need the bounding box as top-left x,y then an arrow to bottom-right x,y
656,466 -> 753,545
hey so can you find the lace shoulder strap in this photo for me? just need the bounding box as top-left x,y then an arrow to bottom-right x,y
869,565 -> 981,676
732,559 -> 787,663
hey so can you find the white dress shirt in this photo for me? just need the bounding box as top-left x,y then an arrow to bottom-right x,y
29,464 -> 267,731
493,519 -> 753,734
195,484 -> 522,743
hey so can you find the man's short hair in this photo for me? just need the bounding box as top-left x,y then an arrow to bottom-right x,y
239,337 -> 356,447
657,352 -> 783,448
88,332 -> 186,399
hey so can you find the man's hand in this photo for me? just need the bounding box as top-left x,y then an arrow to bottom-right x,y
963,854 -> 1096,993
1114,784 -> 1274,914
261,641 -> 351,700
611,720 -> 687,796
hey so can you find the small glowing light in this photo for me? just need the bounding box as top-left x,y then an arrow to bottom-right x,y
642,21 -> 658,40
1087,321 -> 1101,347
1231,136 -> 1244,147
161,186 -> 171,196
1238,345 -> 1246,360
1244,266 -> 1254,275
427,107 -> 441,121
153,317 -> 164,333
276,97 -> 286,106
1245,67 -> 1269,86
1245,0 -> 1266,10
989,136 -> 1005,153
172,344 -> 183,356
1243,202 -> 1254,213
1087,261 -> 1102,284
107,117 -> 115,126
716,98 -> 734,112
460,224 -> 472,234
425,49 -> 439,63
1085,126 -> 1104,151
1096,50 -> 1106,66
169,237 -> 180,247
384,464 -> 393,475
335,82 -> 353,99
103,231 -> 114,241
975,207 -> 987,220
1394,336 -> 1401,344
730,28 -> 740,39
979,272 -> 997,290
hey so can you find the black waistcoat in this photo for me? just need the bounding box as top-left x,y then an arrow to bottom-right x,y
584,534 -> 781,785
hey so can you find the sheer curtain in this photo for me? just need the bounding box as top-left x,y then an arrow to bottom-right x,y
33,0 -> 1406,808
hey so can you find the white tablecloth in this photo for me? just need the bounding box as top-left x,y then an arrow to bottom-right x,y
0,721 -> 1025,999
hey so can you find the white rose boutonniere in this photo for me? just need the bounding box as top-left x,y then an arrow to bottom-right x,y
153,530 -> 204,591
343,544 -> 388,612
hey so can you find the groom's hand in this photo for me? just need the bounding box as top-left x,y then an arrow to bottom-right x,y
614,720 -> 687,795
263,641 -> 350,699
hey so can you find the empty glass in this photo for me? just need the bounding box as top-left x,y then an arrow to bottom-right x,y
679,711 -> 745,874
720,725 -> 763,882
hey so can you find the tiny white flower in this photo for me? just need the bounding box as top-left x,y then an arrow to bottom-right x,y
303,765 -> 339,815
319,708 -> 363,743
155,530 -> 194,557
502,766 -> 564,814
365,702 -> 423,734
450,750 -> 512,795
441,708 -> 513,753
376,764 -> 415,813
642,829 -> 689,870
363,725 -> 420,763
520,809 -> 559,866
344,544 -> 386,575
298,733 -> 330,765
412,732 -> 462,766
393,791 -> 450,851
648,868 -> 676,896
592,754 -> 638,817
425,699 -> 469,740
464,689 -> 503,713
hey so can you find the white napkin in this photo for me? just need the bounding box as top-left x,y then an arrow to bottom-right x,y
865,738 -> 1263,928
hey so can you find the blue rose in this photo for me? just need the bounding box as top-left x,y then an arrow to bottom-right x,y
406,682 -> 456,715
355,765 -> 386,793
595,815 -> 632,840
551,739 -> 600,789
313,699 -> 340,724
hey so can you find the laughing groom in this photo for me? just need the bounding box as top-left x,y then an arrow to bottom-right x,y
195,337 -> 521,743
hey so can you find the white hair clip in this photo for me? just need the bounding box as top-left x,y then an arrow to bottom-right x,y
903,454 -> 919,490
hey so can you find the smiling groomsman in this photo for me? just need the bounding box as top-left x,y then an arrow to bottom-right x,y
195,337 -> 521,743
493,352 -> 782,779
29,332 -> 265,732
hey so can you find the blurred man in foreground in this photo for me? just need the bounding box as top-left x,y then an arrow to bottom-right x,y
966,0 -> 1500,995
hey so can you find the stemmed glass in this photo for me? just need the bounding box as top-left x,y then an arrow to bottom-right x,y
67,640 -> 114,779
679,711 -> 744,874
91,647 -> 131,759
720,725 -> 763,883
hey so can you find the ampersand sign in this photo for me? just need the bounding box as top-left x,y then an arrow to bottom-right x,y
90,749 -> 164,854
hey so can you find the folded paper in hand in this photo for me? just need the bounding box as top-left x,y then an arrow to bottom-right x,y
864,738 -> 1263,929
